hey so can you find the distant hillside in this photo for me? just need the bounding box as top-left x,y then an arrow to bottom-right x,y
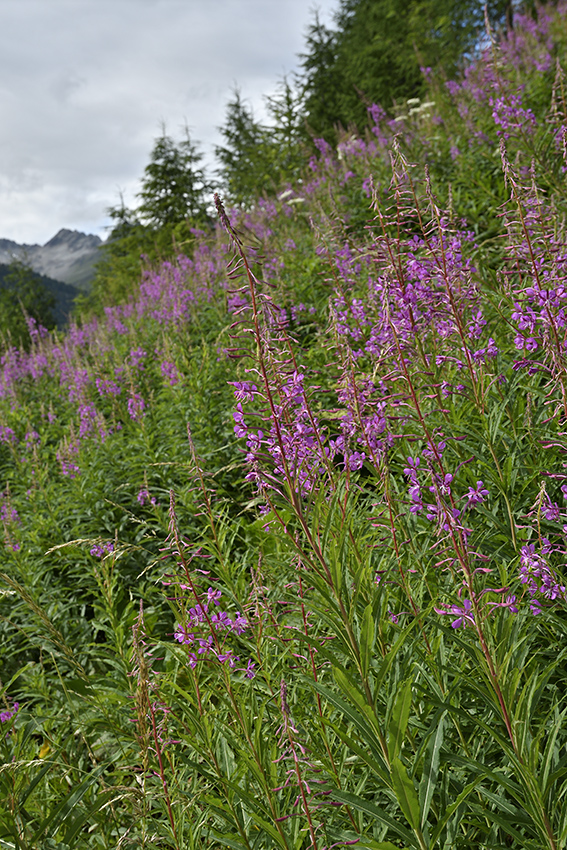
0,264 -> 80,328
0,228 -> 103,291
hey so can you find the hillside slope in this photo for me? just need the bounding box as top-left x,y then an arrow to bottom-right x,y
0,6 -> 566,849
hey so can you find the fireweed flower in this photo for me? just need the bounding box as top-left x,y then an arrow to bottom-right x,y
57,438 -> 80,478
403,456 -> 420,483
174,587 -> 252,673
464,481 -> 489,508
137,488 -> 156,507
541,494 -> 561,521
1,492 -> 21,551
90,542 -> 114,558
490,94 -> 537,139
232,403 -> 248,438
96,377 -> 121,397
436,597 -> 475,628
127,394 -> 145,421
0,425 -> 17,444
0,702 -> 19,724
408,483 -> 424,513
229,381 -> 258,403
429,472 -> 453,496
160,361 -> 179,386
487,594 -> 519,613
232,368 -> 331,497
129,348 -> 147,370
519,543 -> 566,611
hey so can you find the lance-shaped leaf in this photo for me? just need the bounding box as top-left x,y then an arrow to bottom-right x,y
419,714 -> 444,827
388,679 -> 412,761
391,757 -> 421,833
360,602 -> 376,678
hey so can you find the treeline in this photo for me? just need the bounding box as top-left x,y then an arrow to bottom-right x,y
3,0 -> 533,331
84,0 -> 527,312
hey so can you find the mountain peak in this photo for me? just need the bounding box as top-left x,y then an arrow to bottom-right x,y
0,229 -> 103,290
44,229 -> 102,252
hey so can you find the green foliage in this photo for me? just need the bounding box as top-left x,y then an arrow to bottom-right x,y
137,126 -> 211,228
0,258 -> 56,349
2,5 -> 567,848
300,0 -> 515,136
84,126 -> 214,312
215,81 -> 307,207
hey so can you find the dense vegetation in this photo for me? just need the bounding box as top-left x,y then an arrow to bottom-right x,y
88,0 -> 520,314
2,3 -> 567,848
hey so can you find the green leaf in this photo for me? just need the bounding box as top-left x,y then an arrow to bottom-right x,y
330,789 -> 417,847
324,717 -> 391,785
63,787 -> 119,845
309,677 -> 389,770
541,708 -> 566,796
419,713 -> 444,827
390,757 -> 421,832
360,603 -> 375,678
210,830 -> 250,850
31,764 -> 106,843
388,679 -> 412,761
333,664 -> 369,713
429,777 -> 485,846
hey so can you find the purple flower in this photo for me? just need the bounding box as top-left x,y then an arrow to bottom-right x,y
465,481 -> 489,508
90,542 -> 114,558
207,587 -> 222,605
0,426 -> 17,445
403,456 -> 420,483
487,594 -> 518,614
429,473 -> 453,496
174,625 -> 195,644
96,377 -> 121,397
519,544 -> 566,612
347,451 -> 365,471
436,598 -> 475,629
408,484 -> 423,513
230,381 -> 258,403
127,394 -> 145,421
0,702 -> 19,724
137,488 -> 156,506
160,360 -> 179,386
490,93 -> 537,139
129,348 -> 147,369
233,403 -> 248,438
541,496 -> 561,522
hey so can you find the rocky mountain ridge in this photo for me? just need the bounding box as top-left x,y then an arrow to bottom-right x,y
0,228 -> 103,290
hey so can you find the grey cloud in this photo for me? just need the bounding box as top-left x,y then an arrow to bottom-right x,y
0,0 -> 338,244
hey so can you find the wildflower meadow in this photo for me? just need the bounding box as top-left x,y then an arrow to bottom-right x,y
2,5 -> 567,848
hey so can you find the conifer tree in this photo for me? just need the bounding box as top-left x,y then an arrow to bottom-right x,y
137,126 -> 210,227
215,82 -> 306,207
215,90 -> 267,206
299,0 -> 516,137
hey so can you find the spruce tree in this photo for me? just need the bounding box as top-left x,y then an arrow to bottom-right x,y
215,82 -> 306,207
137,126 -> 210,227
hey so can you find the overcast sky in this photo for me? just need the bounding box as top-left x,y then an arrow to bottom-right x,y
0,0 -> 339,246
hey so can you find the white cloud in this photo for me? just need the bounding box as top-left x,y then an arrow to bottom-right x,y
0,0 -> 338,244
